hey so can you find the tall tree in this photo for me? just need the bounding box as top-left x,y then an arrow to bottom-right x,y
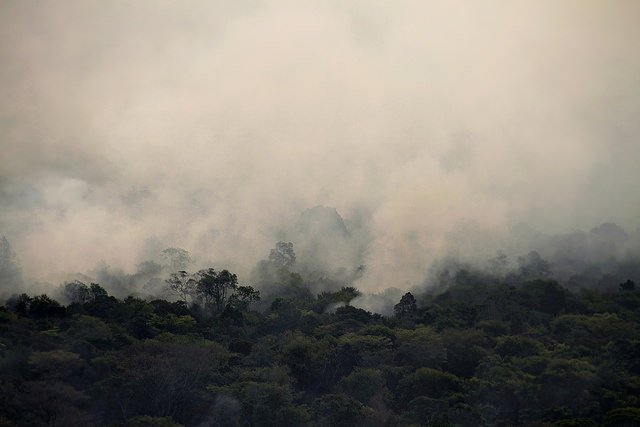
394,292 -> 417,319
196,268 -> 238,312
517,251 -> 552,278
160,248 -> 192,272
269,242 -> 296,268
165,271 -> 196,304
63,280 -> 91,304
228,285 -> 260,311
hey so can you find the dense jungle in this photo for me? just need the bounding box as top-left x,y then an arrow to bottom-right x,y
1,231 -> 640,426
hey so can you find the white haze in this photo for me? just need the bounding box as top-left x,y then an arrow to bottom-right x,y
1,1 -> 639,293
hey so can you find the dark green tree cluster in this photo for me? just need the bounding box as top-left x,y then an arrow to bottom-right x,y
2,265 -> 640,426
165,269 -> 259,315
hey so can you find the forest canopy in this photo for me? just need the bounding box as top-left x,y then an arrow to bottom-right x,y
1,238 -> 639,426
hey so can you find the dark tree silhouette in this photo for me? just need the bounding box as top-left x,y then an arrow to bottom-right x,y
394,292 -> 417,319
165,271 -> 196,304
196,268 -> 238,312
269,242 -> 296,268
517,251 -> 552,278
620,279 -> 636,291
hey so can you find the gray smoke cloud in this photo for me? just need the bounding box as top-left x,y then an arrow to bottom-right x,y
1,1 -> 639,293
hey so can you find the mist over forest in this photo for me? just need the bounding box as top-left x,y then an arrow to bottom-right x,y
1,1 -> 640,303
2,203 -> 640,316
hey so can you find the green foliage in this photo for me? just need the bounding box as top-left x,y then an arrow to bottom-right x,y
537,358 -> 597,415
115,339 -> 229,421
149,313 -> 196,335
268,297 -> 303,332
395,326 -> 447,369
551,313 -> 635,349
121,415 -> 185,427
394,291 -> 417,319
28,350 -> 85,380
15,381 -> 91,426
27,294 -> 66,318
440,328 -> 488,378
335,332 -> 393,374
228,285 -> 260,312
520,279 -> 572,314
281,332 -> 334,389
602,407 -> 640,426
63,280 -> 91,304
401,395 -> 449,425
252,261 -> 312,307
311,393 -> 373,427
494,335 -> 545,358
518,251 -> 552,278
5,293 -> 31,315
312,286 -> 361,313
210,380 -> 308,426
398,367 -> 462,403
554,418 -> 596,426
1,264 -> 640,426
90,282 -> 108,299
196,268 -> 238,312
476,319 -> 509,337
338,368 -> 387,404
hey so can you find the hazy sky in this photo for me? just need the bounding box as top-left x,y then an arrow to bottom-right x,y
1,1 -> 639,290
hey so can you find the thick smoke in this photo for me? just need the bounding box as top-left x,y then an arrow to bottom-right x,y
1,1 -> 639,294
0,236 -> 22,299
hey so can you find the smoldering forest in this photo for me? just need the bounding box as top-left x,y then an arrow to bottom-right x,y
1,1 -> 640,309
2,3 -> 640,426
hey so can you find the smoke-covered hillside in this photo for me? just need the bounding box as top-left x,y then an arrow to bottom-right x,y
2,242 -> 640,425
2,2 -> 640,425
3,205 -> 640,317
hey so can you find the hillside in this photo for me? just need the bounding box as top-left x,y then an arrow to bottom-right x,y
1,270 -> 639,426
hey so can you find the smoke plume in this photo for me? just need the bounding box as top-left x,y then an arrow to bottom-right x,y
1,1 -> 639,293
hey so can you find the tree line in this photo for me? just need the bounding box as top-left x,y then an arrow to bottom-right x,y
1,262 -> 639,426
